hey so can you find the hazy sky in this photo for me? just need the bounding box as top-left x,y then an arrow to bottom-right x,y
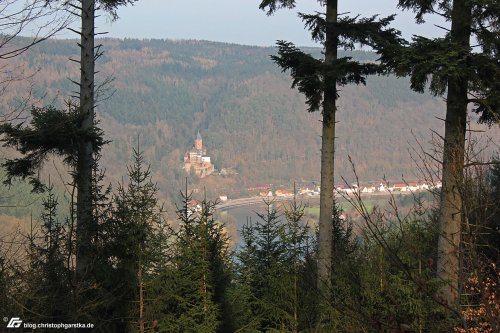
60,0 -> 447,46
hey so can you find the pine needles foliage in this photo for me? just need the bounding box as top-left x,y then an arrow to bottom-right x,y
0,104 -> 106,192
150,187 -> 232,333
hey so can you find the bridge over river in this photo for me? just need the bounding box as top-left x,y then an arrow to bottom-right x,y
215,192 -> 417,247
215,192 -> 402,211
215,195 -> 310,211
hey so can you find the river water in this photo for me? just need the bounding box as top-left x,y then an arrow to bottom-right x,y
215,198 -> 321,249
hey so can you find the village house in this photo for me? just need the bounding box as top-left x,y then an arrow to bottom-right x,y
378,183 -> 389,192
391,183 -> 408,192
361,186 -> 376,193
275,189 -> 292,197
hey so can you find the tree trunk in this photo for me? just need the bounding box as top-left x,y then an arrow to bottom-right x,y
436,0 -> 471,307
317,0 -> 338,296
75,0 -> 95,282
138,250 -> 145,333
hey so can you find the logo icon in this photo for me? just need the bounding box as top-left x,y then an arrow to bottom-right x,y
6,317 -> 22,328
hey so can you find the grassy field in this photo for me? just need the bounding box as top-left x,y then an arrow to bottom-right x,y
304,200 -> 375,217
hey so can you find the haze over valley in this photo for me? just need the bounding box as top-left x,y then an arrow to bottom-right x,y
3,37 -> 497,211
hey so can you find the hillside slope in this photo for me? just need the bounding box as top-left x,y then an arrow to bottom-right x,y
1,37 -> 498,201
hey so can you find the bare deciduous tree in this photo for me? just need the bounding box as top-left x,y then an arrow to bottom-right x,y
0,0 -> 71,122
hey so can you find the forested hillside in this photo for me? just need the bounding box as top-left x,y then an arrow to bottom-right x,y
1,6 -> 498,331
2,37 -> 498,200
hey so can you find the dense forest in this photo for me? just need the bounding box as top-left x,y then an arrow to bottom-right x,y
4,37 -> 498,204
1,146 -> 498,332
0,0 -> 498,332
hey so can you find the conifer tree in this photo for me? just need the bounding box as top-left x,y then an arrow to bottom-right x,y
281,191 -> 315,332
153,188 -> 232,333
0,0 -> 139,314
107,145 -> 167,332
258,1 -> 403,297
231,219 -> 261,331
23,184 -> 73,324
235,199 -> 307,331
385,0 -> 499,306
324,202 -> 363,330
253,200 -> 289,331
66,0 -> 138,293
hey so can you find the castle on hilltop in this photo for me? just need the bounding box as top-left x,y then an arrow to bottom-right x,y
183,131 -> 215,178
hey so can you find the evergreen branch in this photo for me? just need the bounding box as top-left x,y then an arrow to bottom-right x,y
298,13 -> 405,52
0,105 -> 107,191
272,40 -> 390,112
331,58 -> 382,86
271,41 -> 323,112
299,12 -> 326,43
390,36 -> 471,95
258,0 -> 296,16
397,0 -> 451,24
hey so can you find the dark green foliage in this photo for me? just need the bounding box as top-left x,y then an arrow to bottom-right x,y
234,201 -> 286,331
73,157 -> 116,331
253,201 -> 287,274
266,4 -> 403,113
383,0 -> 498,310
271,41 -> 324,112
99,0 -> 138,11
271,40 -> 387,112
469,52 -> 500,123
475,160 -> 500,264
260,0 -> 403,324
0,105 -> 106,192
234,198 -> 315,332
2,145 -> 496,332
259,0 -> 296,15
300,13 -> 404,51
3,36 -> 456,193
270,10 -> 402,114
391,37 -> 468,94
23,185 -> 74,325
329,204 -> 360,302
388,0 -> 500,124
398,0 -> 452,23
323,209 -> 454,332
282,196 -> 316,331
151,189 -> 232,333
0,255 -> 15,321
103,146 -> 168,332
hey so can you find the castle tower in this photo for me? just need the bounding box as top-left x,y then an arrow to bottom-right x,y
195,130 -> 203,150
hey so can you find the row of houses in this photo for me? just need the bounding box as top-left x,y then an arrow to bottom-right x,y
336,182 -> 442,194
258,189 -> 294,197
242,181 -> 442,201
294,182 -> 442,196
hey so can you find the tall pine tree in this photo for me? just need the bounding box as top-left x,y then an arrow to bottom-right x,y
107,144 -> 168,332
385,0 -> 499,306
235,199 -> 313,331
152,188 -> 232,333
23,184 -> 73,325
258,1 -> 403,299
68,0 -> 138,295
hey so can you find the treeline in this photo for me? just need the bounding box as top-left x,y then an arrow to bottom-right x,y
1,149 -> 498,332
1,36 -> 471,201
1,2 -> 498,333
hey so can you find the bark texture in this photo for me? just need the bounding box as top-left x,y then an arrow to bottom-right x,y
75,0 -> 95,281
436,0 -> 471,307
317,0 -> 338,295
